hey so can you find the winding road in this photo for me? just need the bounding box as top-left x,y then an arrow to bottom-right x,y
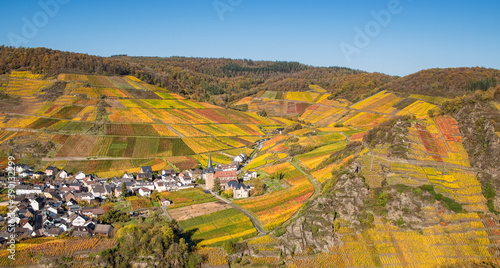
204,187 -> 266,235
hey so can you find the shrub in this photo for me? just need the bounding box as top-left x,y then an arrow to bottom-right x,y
377,191 -> 389,207
483,180 -> 496,200
223,240 -> 235,254
274,228 -> 286,237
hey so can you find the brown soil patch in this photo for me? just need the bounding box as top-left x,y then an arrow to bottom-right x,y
169,201 -> 232,221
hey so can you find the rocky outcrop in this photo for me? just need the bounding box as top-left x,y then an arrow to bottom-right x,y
276,163 -> 369,255
453,101 -> 500,187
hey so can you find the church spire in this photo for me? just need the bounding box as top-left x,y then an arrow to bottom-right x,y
207,151 -> 213,169
205,151 -> 215,174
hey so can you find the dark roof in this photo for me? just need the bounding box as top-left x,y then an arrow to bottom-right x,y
94,224 -> 113,234
227,180 -> 249,190
141,166 -> 153,173
47,228 -> 61,235
137,173 -> 152,179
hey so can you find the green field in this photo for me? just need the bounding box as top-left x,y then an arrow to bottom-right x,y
160,188 -> 218,209
179,208 -> 257,246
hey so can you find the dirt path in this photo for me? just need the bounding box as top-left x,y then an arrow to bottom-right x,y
369,153 -> 481,174
165,124 -> 185,138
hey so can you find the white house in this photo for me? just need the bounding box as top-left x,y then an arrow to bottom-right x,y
15,185 -> 43,195
160,198 -> 171,206
47,207 -> 58,217
57,170 -> 69,179
233,153 -> 248,163
29,196 -> 45,211
138,187 -> 151,197
122,173 -> 134,180
19,170 -> 33,178
44,166 -> 59,177
154,181 -> 168,192
20,220 -> 34,231
75,171 -> 86,181
72,215 -> 87,227
242,171 -> 258,181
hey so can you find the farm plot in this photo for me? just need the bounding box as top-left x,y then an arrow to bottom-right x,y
132,137 -> 159,158
285,92 -> 320,103
281,218 -> 499,268
407,117 -> 470,166
167,109 -> 211,124
72,106 -> 97,121
58,121 -> 94,133
169,201 -> 232,221
243,153 -> 275,171
0,237 -> 117,267
182,137 -> 232,154
350,90 -> 402,114
152,124 -> 178,137
261,91 -> 279,100
299,105 -> 346,126
26,117 -> 60,129
217,137 -> 251,148
51,105 -> 86,120
192,109 -> 234,124
178,208 -> 257,246
296,141 -> 348,169
165,156 -> 198,170
397,100 -> 436,119
296,133 -> 345,148
234,96 -> 254,106
55,135 -> 97,157
236,162 -> 314,229
127,196 -> 153,210
88,75 -> 117,88
160,187 -> 217,209
105,124 -> 134,136
156,138 -> 196,157
340,112 -> 387,128
57,73 -> 89,81
107,76 -> 136,90
425,167 -> 487,211
171,124 -> 209,137
107,108 -> 153,123
192,124 -> 234,136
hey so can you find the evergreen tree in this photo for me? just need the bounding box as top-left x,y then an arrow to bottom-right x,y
213,178 -> 222,194
121,182 -> 128,198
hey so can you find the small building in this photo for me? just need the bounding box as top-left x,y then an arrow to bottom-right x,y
160,198 -> 171,207
217,163 -> 238,172
140,166 -> 153,174
81,207 -> 105,218
75,171 -> 86,181
15,185 -> 43,195
225,180 -> 251,199
44,166 -> 59,177
46,227 -> 62,237
242,171 -> 258,181
214,170 -> 238,186
138,187 -> 151,197
94,224 -> 113,237
57,170 -> 69,179
122,173 -> 135,180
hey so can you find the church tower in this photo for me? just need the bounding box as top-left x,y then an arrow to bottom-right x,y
205,151 -> 215,190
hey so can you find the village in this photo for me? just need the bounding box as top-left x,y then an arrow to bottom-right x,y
0,152 -> 259,243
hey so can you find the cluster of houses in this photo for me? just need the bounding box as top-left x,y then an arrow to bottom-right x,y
0,152 -> 261,242
203,152 -> 257,198
0,191 -> 114,242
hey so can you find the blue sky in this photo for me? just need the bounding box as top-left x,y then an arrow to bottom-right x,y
0,0 -> 499,76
